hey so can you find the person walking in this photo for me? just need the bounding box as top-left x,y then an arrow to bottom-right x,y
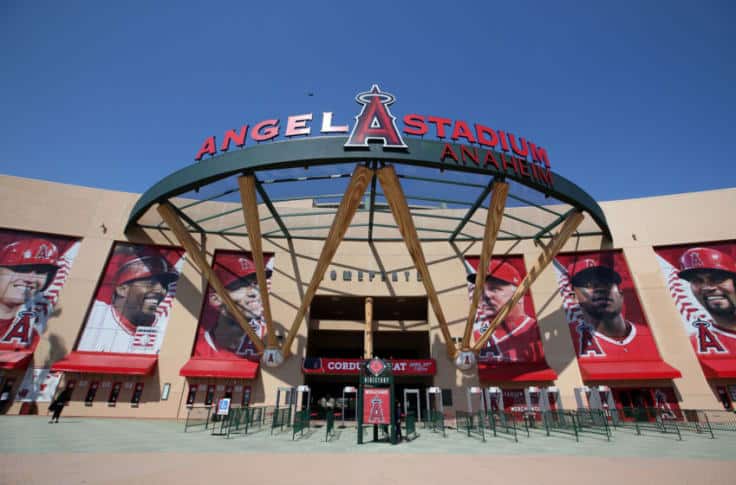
48,388 -> 71,423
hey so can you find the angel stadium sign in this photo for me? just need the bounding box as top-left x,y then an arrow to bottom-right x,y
194,84 -> 554,186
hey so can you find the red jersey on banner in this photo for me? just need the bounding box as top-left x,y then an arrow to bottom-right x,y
191,250 -> 274,361
656,242 -> 736,375
465,256 -> 550,366
0,231 -> 80,352
553,251 -> 669,364
76,243 -> 184,354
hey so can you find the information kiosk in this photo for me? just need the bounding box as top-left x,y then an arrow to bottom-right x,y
357,358 -> 397,445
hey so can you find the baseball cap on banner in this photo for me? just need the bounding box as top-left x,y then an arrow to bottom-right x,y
467,259 -> 521,286
0,239 -> 60,289
213,253 -> 271,290
114,252 -> 178,287
679,247 -> 736,281
567,254 -> 621,286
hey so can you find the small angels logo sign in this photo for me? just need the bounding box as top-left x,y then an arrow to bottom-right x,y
363,388 -> 390,424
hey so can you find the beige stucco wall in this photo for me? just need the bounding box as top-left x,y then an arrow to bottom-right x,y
0,174 -> 734,417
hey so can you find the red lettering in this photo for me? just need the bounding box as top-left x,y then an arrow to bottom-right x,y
427,116 -> 452,138
1,312 -> 32,344
475,124 -> 498,147
403,114 -> 428,135
536,166 -> 553,185
484,150 -> 500,169
220,126 -> 248,152
498,130 -> 510,152
579,326 -> 604,356
285,113 -> 312,137
451,121 -> 477,143
518,158 -> 531,177
195,136 -> 217,161
508,134 -> 528,158
501,154 -> 516,173
696,322 -> 727,354
460,145 -> 479,166
529,143 -> 551,168
440,143 -> 459,162
251,119 -> 280,142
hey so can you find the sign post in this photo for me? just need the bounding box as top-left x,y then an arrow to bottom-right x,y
357,357 -> 396,445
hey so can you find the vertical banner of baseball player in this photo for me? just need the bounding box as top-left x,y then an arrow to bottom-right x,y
76,243 -> 184,354
0,229 -> 80,352
14,367 -> 62,402
552,250 -> 664,363
465,256 -> 548,365
655,242 -> 736,369
192,250 -> 274,361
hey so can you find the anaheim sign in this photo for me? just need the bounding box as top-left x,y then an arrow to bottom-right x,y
302,357 -> 436,376
194,85 -> 553,185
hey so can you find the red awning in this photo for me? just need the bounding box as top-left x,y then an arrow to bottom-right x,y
700,360 -> 736,379
0,351 -> 33,370
50,351 -> 158,375
478,362 -> 558,382
179,358 -> 259,379
579,360 -> 681,381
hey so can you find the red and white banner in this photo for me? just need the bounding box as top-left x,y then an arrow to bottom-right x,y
302,357 -> 436,376
363,388 -> 391,425
552,251 -> 677,376
465,255 -> 549,366
0,230 -> 80,352
77,242 -> 184,355
191,250 -> 274,362
655,242 -> 736,378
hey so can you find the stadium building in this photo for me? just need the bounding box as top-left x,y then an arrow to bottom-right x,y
1,86 -> 735,420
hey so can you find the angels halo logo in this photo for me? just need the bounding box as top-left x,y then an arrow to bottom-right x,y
344,84 -> 407,149
367,358 -> 386,376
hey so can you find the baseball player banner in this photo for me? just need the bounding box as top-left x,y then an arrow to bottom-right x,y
655,242 -> 736,372
14,367 -> 62,402
76,243 -> 184,354
191,250 -> 274,361
0,229 -> 80,352
465,255 -> 549,365
553,251 -> 669,363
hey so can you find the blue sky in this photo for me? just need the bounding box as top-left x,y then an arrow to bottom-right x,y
1,1 -> 734,202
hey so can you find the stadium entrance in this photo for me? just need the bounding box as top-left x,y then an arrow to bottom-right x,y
303,295 -> 434,420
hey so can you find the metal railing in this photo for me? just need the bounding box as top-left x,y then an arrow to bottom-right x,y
184,405 -> 213,432
271,406 -> 292,434
487,411 -> 520,442
405,412 -> 417,440
292,409 -> 310,440
455,410 -> 485,442
428,410 -> 446,437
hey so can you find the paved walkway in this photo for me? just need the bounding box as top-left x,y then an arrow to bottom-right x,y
2,416 -> 735,484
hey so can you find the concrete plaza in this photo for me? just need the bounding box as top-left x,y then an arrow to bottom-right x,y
1,415 -> 735,484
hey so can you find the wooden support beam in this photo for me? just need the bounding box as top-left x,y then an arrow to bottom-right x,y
376,165 -> 457,358
472,209 -> 584,352
461,180 -> 509,349
158,202 -> 266,353
364,297 -> 374,359
281,165 -> 373,358
238,175 -> 277,348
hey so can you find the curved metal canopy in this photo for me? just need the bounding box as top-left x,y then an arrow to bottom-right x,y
126,136 -> 610,242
